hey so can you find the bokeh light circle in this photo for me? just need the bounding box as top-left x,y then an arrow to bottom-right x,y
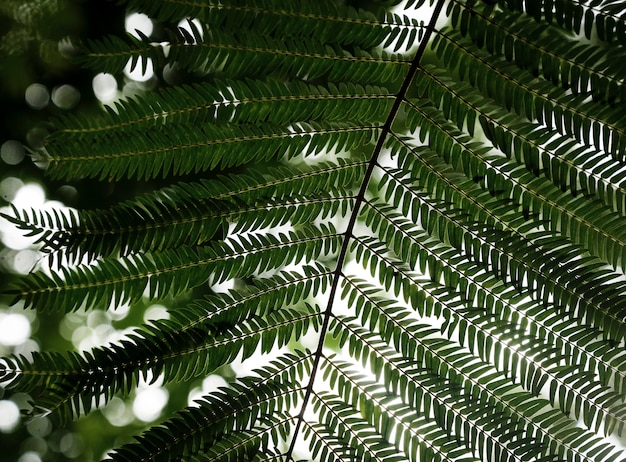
0,400 -> 20,432
0,313 -> 32,346
51,85 -> 80,109
1,140 -> 25,165
24,84 -> 49,110
92,73 -> 118,103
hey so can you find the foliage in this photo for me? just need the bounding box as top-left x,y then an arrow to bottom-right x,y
2,0 -> 626,460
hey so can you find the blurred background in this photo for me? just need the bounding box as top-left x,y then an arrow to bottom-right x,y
0,1 -> 234,460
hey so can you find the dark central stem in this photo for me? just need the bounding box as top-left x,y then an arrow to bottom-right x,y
284,1 -> 447,459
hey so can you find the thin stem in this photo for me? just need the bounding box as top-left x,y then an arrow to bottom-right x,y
283,0 -> 448,459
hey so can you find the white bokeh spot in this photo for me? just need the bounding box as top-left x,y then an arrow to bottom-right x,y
133,386 -> 169,422
24,84 -> 49,110
125,12 -> 153,39
93,73 -> 118,103
0,400 -> 20,433
0,313 -> 31,346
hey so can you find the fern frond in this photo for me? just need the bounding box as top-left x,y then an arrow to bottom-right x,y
106,352 -> 309,462
449,2 -> 626,106
433,29 -> 626,166
43,121 -> 379,181
409,68 -> 626,270
333,290 -> 623,462
1,268 -> 324,422
4,159 -> 366,261
124,0 -> 427,51
52,80 -> 394,136
361,206 -> 626,397
11,226 -> 340,312
345,255 -> 626,438
76,24 -> 410,84
495,0 -> 626,47
373,148 -> 626,336
186,428 -> 289,462
4,0 -> 626,460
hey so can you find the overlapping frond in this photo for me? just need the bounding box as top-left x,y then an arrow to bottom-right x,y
1,269 -> 323,423
9,226 -> 339,313
2,158 -> 366,262
2,0 -> 626,461
497,0 -> 626,47
106,352 -> 309,461
123,0 -> 425,51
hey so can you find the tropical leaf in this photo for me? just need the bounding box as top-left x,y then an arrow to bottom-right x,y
2,0 -> 626,461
